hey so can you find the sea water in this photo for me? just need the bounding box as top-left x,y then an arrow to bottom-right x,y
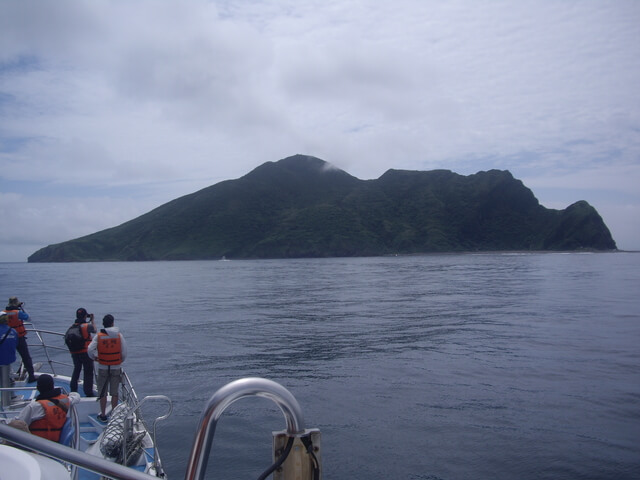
1,252 -> 639,480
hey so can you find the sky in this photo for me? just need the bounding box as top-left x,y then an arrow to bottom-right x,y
1,0 -> 639,262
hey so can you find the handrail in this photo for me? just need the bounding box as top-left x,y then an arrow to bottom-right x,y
121,371 -> 140,409
0,422 -> 158,480
0,386 -> 37,416
184,377 -> 306,480
105,372 -> 171,473
125,394 -> 173,475
24,324 -> 59,375
69,403 -> 81,480
22,325 -> 75,375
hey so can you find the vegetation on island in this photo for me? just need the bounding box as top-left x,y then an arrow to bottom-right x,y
28,155 -> 617,262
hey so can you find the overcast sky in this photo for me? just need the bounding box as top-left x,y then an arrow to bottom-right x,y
1,0 -> 639,262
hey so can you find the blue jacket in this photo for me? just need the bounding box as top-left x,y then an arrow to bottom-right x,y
0,324 -> 18,365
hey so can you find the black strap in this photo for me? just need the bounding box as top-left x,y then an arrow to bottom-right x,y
50,397 -> 69,414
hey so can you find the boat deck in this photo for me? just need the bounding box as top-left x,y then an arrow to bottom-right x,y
2,372 -> 157,479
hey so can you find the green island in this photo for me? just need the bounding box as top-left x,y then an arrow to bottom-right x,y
28,155 -> 617,262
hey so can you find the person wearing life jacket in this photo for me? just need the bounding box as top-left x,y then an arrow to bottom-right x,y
69,308 -> 96,397
0,313 -> 18,365
2,296 -> 36,383
14,374 -> 80,442
88,314 -> 127,422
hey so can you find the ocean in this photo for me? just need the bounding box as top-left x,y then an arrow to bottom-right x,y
2,252 -> 639,479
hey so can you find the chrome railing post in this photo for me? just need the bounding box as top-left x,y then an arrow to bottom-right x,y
184,377 -> 305,480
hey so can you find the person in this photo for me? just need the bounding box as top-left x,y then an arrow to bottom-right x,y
14,374 -> 80,442
2,297 -> 35,383
88,314 -> 127,422
0,313 -> 18,364
0,313 -> 19,407
68,308 -> 96,397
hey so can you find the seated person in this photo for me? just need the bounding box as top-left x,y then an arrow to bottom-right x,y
13,374 -> 80,442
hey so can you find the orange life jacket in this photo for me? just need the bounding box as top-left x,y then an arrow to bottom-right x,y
29,394 -> 70,442
6,310 -> 26,337
97,332 -> 122,366
70,323 -> 92,354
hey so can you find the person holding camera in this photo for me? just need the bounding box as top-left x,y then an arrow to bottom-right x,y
67,308 -> 96,397
2,296 -> 36,383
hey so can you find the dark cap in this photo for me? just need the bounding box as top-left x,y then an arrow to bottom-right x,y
76,308 -> 88,320
37,374 -> 55,394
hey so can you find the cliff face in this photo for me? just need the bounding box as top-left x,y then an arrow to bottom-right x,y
28,155 -> 617,262
542,200 -> 618,250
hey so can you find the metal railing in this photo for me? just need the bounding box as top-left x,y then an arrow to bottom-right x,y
21,324 -> 73,376
125,394 -> 172,475
0,325 -> 166,479
2,325 -> 311,480
0,357 -> 166,479
185,377 -> 306,480
2,377 -> 307,480
0,422 -> 158,480
0,385 -> 37,416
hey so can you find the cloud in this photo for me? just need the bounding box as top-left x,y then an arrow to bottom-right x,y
1,0 -> 639,260
0,190 -> 155,261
